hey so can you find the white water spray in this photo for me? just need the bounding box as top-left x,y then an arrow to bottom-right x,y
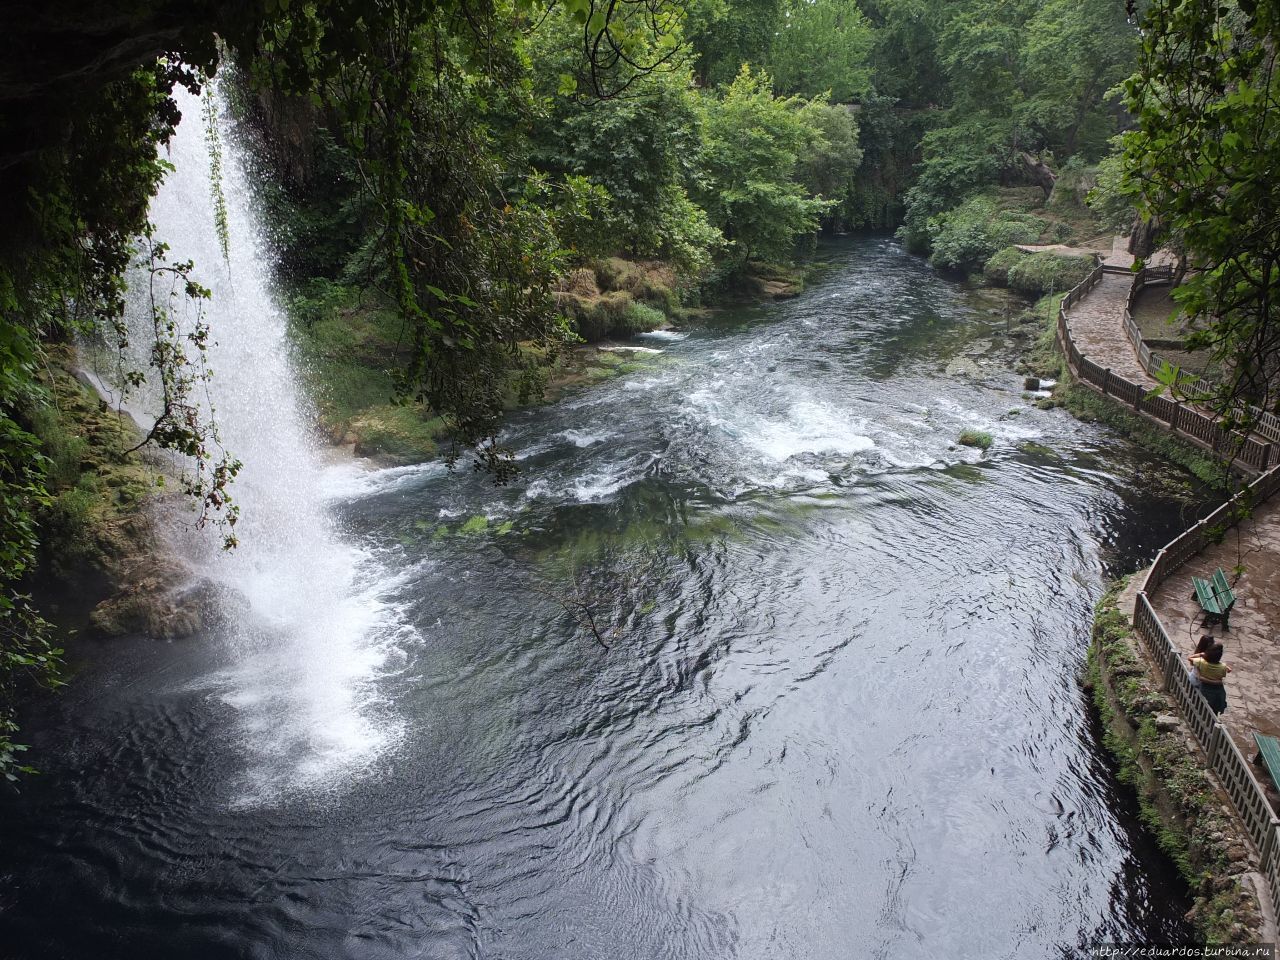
126,81 -> 407,799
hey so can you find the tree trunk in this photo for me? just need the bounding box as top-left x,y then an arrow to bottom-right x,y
1019,151 -> 1057,200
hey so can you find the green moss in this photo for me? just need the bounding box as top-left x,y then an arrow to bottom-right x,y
1057,385 -> 1229,490
458,514 -> 490,535
1006,252 -> 1094,296
24,353 -> 161,580
982,245 -> 1026,287
348,404 -> 447,463
958,429 -> 993,450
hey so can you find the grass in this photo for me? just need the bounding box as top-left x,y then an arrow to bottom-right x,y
958,429 -> 993,450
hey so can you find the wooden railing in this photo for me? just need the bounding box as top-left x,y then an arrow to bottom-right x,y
1062,259 -> 1280,917
1055,268 -> 1276,473
1120,269 -> 1280,445
1131,466 -> 1280,919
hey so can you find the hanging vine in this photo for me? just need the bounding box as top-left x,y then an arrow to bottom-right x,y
201,75 -> 232,266
122,231 -> 241,548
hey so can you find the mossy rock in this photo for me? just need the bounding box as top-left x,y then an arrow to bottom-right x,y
1006,253 -> 1094,296
349,403 -> 446,463
458,514 -> 490,535
982,246 -> 1027,287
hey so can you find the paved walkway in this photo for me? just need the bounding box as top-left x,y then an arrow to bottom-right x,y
1150,501 -> 1280,762
1064,270 -> 1156,387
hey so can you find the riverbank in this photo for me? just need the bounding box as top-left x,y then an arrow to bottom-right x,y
26,349 -> 215,641
288,255 -> 807,464
1088,582 -> 1267,943
1022,291 -> 1230,491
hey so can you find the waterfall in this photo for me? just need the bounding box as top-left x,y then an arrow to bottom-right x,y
123,79 -> 407,800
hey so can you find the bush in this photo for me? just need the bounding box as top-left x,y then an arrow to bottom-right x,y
983,246 -> 1027,287
1006,253 -> 1094,295
617,301 -> 666,334
594,257 -> 680,313
559,289 -> 635,342
924,194 -> 1043,273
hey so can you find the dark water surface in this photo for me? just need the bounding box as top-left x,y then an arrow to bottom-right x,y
1,239 -> 1205,959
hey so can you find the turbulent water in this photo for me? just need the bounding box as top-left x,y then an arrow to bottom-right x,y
0,91 -> 1211,959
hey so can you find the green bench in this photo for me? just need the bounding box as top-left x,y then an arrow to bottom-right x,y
1254,734 -> 1280,791
1192,568 -> 1236,629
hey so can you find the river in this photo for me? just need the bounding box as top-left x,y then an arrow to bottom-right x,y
0,236 -> 1207,958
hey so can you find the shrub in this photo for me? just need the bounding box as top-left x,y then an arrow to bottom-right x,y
617,301 -> 665,335
1006,253 -> 1094,295
559,289 -> 635,342
983,246 -> 1027,287
925,194 -> 1043,273
594,257 -> 680,314
560,267 -> 600,297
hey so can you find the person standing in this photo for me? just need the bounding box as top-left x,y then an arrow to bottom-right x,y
1189,641 -> 1231,714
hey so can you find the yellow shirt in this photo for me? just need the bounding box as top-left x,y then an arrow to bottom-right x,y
1194,659 -> 1227,683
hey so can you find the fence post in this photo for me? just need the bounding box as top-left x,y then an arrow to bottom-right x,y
1264,443 -> 1274,471
1207,722 -> 1223,766
1102,368 -> 1112,395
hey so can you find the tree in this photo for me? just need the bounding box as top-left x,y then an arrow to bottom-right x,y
768,0 -> 874,103
1123,0 -> 1280,425
696,67 -> 833,265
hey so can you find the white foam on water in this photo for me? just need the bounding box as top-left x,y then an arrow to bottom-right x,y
320,461 -> 445,501
740,401 -> 876,462
558,428 -> 610,448
599,344 -> 663,354
125,81 -> 411,801
636,329 -> 688,342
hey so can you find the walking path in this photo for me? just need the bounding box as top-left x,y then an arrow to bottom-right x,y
1064,270 -> 1153,386
1150,504 -> 1280,757
1063,246 -> 1280,931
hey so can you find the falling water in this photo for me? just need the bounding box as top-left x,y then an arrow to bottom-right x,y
124,80 -> 407,800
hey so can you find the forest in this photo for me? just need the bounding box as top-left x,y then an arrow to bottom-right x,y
0,0 -> 1277,777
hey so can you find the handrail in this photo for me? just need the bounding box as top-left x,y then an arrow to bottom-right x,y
1085,262 -> 1280,921
1056,268 -> 1275,474
1120,269 -> 1280,444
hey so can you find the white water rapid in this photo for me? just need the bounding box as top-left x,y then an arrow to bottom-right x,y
123,81 -> 407,801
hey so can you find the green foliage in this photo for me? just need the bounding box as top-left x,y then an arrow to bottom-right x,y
768,0 -> 874,102
689,0 -> 781,88
982,246 -> 1027,286
800,104 -> 865,229
696,67 -> 833,267
530,33 -> 715,271
1122,0 -> 1280,422
899,120 -> 1011,250
895,0 -> 1139,249
921,193 -> 1042,272
1087,148 -> 1136,235
1005,252 -> 1093,295
957,429 -> 993,450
